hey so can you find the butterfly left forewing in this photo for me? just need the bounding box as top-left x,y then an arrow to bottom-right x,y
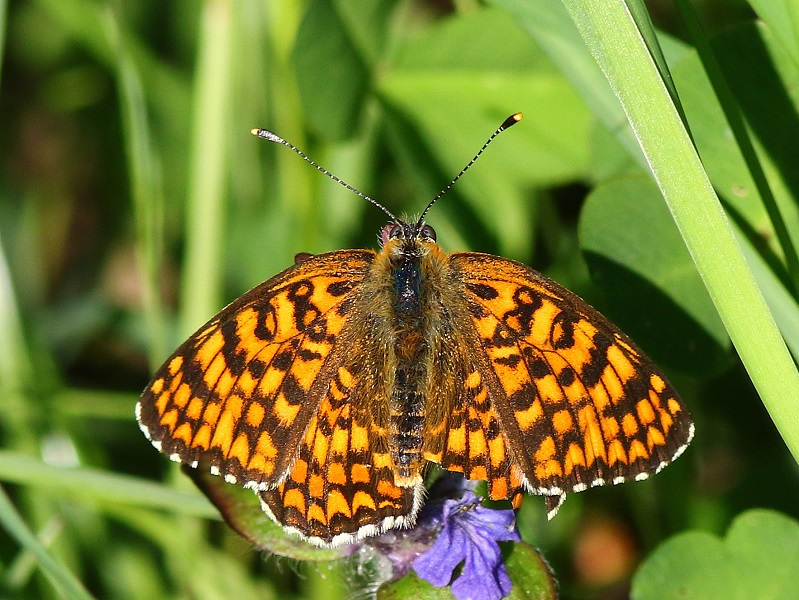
137,250 -> 375,492
450,252 -> 693,516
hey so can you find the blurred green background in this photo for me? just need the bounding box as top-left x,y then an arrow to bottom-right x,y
2,0 -> 799,599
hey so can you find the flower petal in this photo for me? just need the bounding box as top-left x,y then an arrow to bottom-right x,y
413,489 -> 522,599
412,518 -> 467,587
451,529 -> 512,600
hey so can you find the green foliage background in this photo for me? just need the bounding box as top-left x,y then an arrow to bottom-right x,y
2,0 -> 799,598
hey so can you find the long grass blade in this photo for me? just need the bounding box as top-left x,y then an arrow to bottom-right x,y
0,451 -> 218,518
675,0 -> 799,296
179,0 -> 233,337
559,0 -> 799,463
102,7 -> 168,368
0,487 -> 95,600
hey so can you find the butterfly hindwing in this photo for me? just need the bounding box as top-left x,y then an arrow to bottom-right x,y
259,362 -> 421,546
450,252 -> 693,512
137,249 -> 376,491
420,331 -> 526,506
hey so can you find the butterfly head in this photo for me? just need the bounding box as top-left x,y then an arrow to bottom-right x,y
379,221 -> 437,248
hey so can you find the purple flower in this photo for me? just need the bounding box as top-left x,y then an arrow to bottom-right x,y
412,491 -> 521,600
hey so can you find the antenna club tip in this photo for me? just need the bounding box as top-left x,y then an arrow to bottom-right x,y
251,129 -> 285,144
500,112 -> 523,131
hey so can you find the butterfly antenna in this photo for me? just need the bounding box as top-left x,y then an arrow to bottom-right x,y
251,128 -> 398,222
415,112 -> 523,228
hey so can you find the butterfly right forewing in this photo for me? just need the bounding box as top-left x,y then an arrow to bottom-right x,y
450,252 -> 693,515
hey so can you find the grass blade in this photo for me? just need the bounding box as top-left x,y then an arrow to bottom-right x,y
103,7 -> 168,368
0,487 -> 95,600
675,0 -> 799,295
0,451 -> 218,518
180,0 -> 233,337
559,0 -> 799,463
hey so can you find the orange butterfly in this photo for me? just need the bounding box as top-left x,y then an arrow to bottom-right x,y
137,114 -> 693,547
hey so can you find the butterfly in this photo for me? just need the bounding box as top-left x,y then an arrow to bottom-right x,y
137,113 -> 693,547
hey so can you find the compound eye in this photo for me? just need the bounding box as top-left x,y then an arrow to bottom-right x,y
419,224 -> 437,241
380,223 -> 404,245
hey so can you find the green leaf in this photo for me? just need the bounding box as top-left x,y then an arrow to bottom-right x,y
503,542 -> 559,599
383,7 -> 590,187
294,0 -> 370,139
0,487 -> 95,600
378,571 -> 455,600
491,0 -> 642,160
104,6 -> 168,368
332,0 -> 398,66
667,10 -> 799,358
512,0 -> 799,465
0,451 -> 217,519
0,0 -> 7,91
579,176 -> 730,376
184,466 -> 346,562
631,509 -> 799,600
179,0 -> 233,338
747,0 -> 799,68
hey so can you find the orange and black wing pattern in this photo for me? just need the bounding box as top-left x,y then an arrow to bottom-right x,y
450,252 -> 694,517
258,363 -> 421,546
137,250 -> 375,494
421,340 -> 527,510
